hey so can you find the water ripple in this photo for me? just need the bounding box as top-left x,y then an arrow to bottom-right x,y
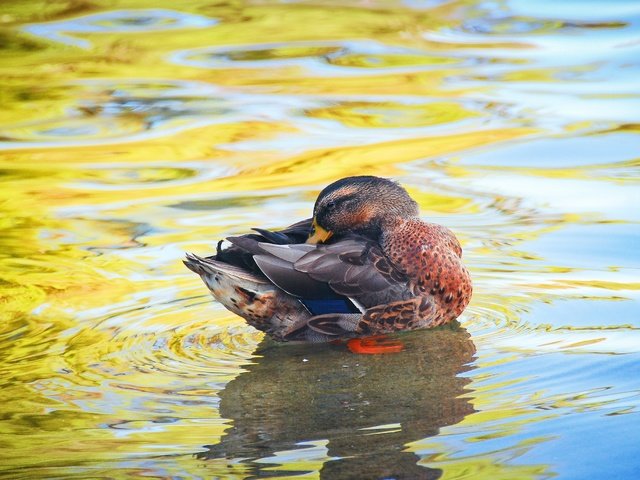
0,80 -> 238,149
23,9 -> 218,49
170,40 -> 464,76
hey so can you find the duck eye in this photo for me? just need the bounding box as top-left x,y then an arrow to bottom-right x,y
326,201 -> 337,211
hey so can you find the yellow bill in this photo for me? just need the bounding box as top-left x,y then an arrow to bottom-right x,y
307,219 -> 333,244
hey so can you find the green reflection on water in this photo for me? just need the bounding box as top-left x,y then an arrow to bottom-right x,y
202,327 -> 476,479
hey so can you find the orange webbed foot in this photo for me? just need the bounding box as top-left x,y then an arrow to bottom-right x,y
346,335 -> 404,354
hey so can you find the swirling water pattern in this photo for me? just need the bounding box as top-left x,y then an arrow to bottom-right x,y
1,0 -> 639,478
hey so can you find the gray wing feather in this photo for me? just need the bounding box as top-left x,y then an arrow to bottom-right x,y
254,254 -> 335,298
258,242 -> 314,263
294,239 -> 408,299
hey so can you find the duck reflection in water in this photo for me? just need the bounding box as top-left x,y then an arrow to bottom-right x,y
197,323 -> 476,479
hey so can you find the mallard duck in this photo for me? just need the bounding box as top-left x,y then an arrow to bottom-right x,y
184,176 -> 472,347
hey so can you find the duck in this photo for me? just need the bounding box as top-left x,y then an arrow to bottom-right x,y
184,176 -> 472,350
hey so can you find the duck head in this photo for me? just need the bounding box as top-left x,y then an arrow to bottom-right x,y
307,176 -> 419,244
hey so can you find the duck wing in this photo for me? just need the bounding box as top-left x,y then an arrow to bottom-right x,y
214,218 -> 313,274
252,218 -> 312,245
257,237 -> 409,303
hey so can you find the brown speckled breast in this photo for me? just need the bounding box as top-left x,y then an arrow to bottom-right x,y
382,218 -> 473,325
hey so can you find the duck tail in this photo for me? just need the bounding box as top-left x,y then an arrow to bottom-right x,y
184,253 -> 310,341
183,254 -> 273,305
183,253 -> 211,277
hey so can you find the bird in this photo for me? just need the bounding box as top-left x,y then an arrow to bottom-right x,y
184,176 -> 472,351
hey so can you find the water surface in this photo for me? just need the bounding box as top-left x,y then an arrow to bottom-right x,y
1,0 -> 639,478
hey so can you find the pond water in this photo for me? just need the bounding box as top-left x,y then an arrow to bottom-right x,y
1,0 -> 639,478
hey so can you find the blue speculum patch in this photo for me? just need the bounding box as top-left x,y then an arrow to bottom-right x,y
300,298 -> 360,315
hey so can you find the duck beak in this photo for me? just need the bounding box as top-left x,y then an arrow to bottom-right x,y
307,219 -> 333,244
